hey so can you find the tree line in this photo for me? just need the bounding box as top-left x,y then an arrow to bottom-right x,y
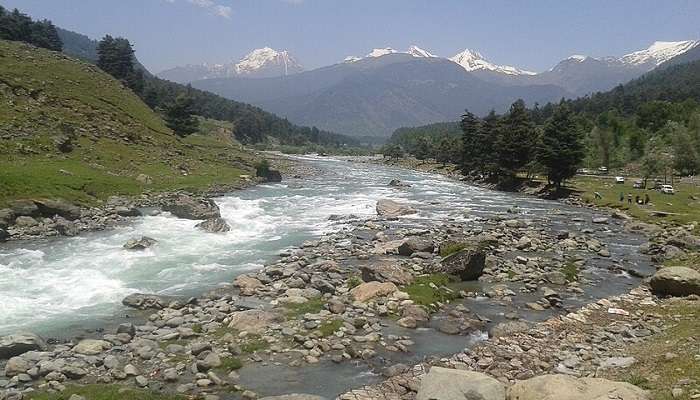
0,6 -> 62,51
388,58 -> 700,186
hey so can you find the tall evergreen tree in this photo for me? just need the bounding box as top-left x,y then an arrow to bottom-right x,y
460,110 -> 481,174
97,35 -> 143,94
537,103 -> 585,188
496,99 -> 536,177
475,110 -> 500,175
165,94 -> 199,137
0,6 -> 62,51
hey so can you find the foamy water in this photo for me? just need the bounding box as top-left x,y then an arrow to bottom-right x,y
0,156 -> 649,335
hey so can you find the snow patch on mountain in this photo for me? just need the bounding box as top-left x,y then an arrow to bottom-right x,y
367,48 -> 398,58
234,47 -> 303,76
450,49 -> 535,76
620,40 -> 700,66
407,45 -> 437,58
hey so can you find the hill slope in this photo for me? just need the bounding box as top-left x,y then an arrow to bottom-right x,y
194,54 -> 569,137
0,40 -> 256,206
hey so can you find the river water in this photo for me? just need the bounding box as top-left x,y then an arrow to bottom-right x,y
0,156 -> 652,344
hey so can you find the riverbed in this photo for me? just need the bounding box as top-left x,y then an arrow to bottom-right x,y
0,155 -> 653,397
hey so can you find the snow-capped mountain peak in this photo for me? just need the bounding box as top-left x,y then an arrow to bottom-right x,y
449,48 -> 535,76
234,47 -> 303,76
407,45 -> 437,58
366,48 -> 398,58
566,54 -> 589,62
620,40 -> 700,66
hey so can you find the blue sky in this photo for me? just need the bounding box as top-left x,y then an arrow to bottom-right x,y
3,0 -> 700,73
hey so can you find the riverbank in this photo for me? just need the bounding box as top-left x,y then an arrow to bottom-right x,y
4,155 -> 694,400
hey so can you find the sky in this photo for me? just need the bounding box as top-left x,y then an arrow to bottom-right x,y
3,0 -> 700,74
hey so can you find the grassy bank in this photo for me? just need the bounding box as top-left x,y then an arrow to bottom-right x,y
0,40 -> 257,207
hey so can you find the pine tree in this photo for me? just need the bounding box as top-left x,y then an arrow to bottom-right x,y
537,103 -> 585,188
460,110 -> 481,174
496,100 -> 536,177
475,110 -> 500,175
165,95 -> 199,137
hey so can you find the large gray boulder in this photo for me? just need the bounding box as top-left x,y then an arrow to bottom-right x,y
0,208 -> 15,228
506,374 -> 649,400
227,310 -> 282,334
361,263 -> 414,286
649,266 -> 700,297
122,293 -> 167,310
0,333 -> 47,359
438,246 -> 486,281
195,217 -> 231,233
123,236 -> 157,250
398,238 -> 434,256
34,199 -> 81,220
417,367 -> 505,400
163,195 -> 220,220
9,200 -> 40,217
0,228 -> 8,242
376,199 -> 417,217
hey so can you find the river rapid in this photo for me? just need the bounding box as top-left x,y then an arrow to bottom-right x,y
0,155 -> 655,397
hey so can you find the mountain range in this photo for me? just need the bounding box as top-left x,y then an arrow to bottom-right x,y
157,40 -> 700,138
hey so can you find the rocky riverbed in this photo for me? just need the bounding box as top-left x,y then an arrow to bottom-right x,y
1,155 -> 698,400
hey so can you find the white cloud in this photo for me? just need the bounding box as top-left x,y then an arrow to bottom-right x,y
164,0 -> 232,19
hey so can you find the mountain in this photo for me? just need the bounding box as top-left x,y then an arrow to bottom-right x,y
519,40 -> 700,96
157,47 -> 303,83
450,48 -> 535,76
193,53 -> 568,137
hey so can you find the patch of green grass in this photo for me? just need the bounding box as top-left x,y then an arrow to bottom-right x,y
27,384 -> 185,400
283,298 -> 326,319
439,242 -> 469,258
601,301 -> 699,400
571,175 -> 700,228
562,262 -> 579,282
347,275 -> 362,289
0,40 -> 257,207
663,252 -> 700,273
404,274 -> 457,308
191,323 -> 203,334
218,356 -> 243,371
240,336 -> 270,354
317,319 -> 343,337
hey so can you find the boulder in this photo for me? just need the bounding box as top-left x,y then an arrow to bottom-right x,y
115,206 -> 142,217
361,263 -> 414,286
401,305 -> 429,322
259,169 -> 282,183
416,367 -> 505,400
0,333 -> 47,359
228,310 -> 282,334
33,199 -> 81,220
122,293 -> 167,310
376,199 -> 417,217
0,228 -> 8,242
649,267 -> 700,297
388,179 -> 411,188
73,339 -> 111,355
195,217 -> 231,233
506,374 -> 649,400
667,232 -> 700,251
163,195 -> 220,220
350,282 -> 398,302
14,216 -> 38,227
438,246 -> 486,281
490,321 -> 529,338
0,208 -> 15,228
397,238 -> 434,256
4,356 -> 30,377
53,216 -> 78,236
123,236 -> 157,250
9,200 -> 40,217
233,275 -> 263,296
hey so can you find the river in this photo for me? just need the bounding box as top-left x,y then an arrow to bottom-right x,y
0,155 -> 651,345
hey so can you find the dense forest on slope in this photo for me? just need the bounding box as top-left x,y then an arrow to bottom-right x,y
0,5 -> 62,51
388,58 -> 700,180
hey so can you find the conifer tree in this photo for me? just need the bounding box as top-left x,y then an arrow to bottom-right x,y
460,110 -> 481,174
165,94 -> 199,137
537,103 -> 585,187
496,100 -> 536,177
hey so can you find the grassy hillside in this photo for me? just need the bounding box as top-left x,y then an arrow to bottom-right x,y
0,40 -> 255,207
